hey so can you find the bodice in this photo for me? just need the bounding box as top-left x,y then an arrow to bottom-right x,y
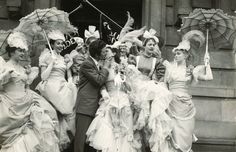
136,55 -> 155,77
39,50 -> 66,80
49,58 -> 66,80
165,62 -> 192,94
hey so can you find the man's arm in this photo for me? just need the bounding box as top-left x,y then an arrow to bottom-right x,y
80,62 -> 109,87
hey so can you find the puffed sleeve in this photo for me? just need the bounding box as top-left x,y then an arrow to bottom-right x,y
152,59 -> 166,82
0,66 -> 13,87
39,49 -> 52,67
163,60 -> 171,83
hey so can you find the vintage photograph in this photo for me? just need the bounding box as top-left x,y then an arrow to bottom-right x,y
0,0 -> 236,152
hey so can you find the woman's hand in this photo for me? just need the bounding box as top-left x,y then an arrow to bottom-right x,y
24,65 -> 32,75
5,67 -> 14,74
152,46 -> 161,58
127,54 -> 136,65
64,54 -> 73,69
204,51 -> 210,66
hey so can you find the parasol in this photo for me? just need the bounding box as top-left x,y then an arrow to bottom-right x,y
14,7 -> 77,56
0,30 -> 12,58
179,9 -> 236,64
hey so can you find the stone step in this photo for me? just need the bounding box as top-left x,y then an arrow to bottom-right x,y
195,120 -> 236,140
192,143 -> 236,152
193,97 -> 236,122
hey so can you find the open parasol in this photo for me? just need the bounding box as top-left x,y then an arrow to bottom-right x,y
179,8 -> 236,64
14,7 -> 77,56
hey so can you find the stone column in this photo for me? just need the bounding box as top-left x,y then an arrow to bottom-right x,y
142,0 -> 166,37
176,0 -> 192,15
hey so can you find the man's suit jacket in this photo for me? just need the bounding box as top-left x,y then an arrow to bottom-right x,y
76,57 -> 109,116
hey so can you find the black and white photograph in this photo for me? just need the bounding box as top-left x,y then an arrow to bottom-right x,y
0,0 -> 236,152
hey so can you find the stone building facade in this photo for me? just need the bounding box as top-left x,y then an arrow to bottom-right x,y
0,0 -> 236,145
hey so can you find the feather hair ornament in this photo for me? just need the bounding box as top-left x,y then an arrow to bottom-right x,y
182,30 -> 205,48
118,11 -> 134,41
119,26 -> 146,47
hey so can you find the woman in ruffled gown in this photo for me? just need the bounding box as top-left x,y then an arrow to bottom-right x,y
36,30 -> 77,149
86,46 -> 138,152
132,36 -> 173,152
161,40 -> 213,152
0,32 -> 59,152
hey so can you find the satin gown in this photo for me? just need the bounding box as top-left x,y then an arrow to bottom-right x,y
164,61 -> 197,152
0,61 -> 59,152
36,49 -> 77,149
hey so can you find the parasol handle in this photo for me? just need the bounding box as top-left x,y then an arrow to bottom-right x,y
205,28 -> 210,66
83,0 -> 122,29
43,29 -> 55,58
69,3 -> 83,15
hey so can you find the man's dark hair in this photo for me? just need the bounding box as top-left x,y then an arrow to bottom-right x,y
89,39 -> 106,58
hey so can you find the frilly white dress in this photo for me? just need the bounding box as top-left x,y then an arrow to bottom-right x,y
36,49 -> 77,149
86,63 -> 139,152
0,60 -> 59,152
125,63 -> 173,152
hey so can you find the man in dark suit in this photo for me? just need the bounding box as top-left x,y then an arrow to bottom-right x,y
74,39 -> 109,152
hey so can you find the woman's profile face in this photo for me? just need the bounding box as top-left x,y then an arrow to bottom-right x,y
52,39 -> 64,53
144,39 -> 156,54
174,50 -> 186,63
105,47 -> 114,61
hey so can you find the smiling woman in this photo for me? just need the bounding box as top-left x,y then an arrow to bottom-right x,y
36,30 -> 77,151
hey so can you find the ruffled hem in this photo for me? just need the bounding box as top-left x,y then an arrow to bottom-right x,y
133,82 -> 172,131
165,135 -> 194,152
148,113 -> 173,152
134,103 -> 150,130
86,115 -> 114,150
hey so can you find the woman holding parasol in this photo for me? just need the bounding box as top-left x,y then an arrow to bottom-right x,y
151,30 -> 213,152
36,30 -> 77,150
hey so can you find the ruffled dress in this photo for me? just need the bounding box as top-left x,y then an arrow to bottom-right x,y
129,55 -> 173,152
0,61 -> 59,152
86,63 -> 139,152
36,49 -> 77,149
